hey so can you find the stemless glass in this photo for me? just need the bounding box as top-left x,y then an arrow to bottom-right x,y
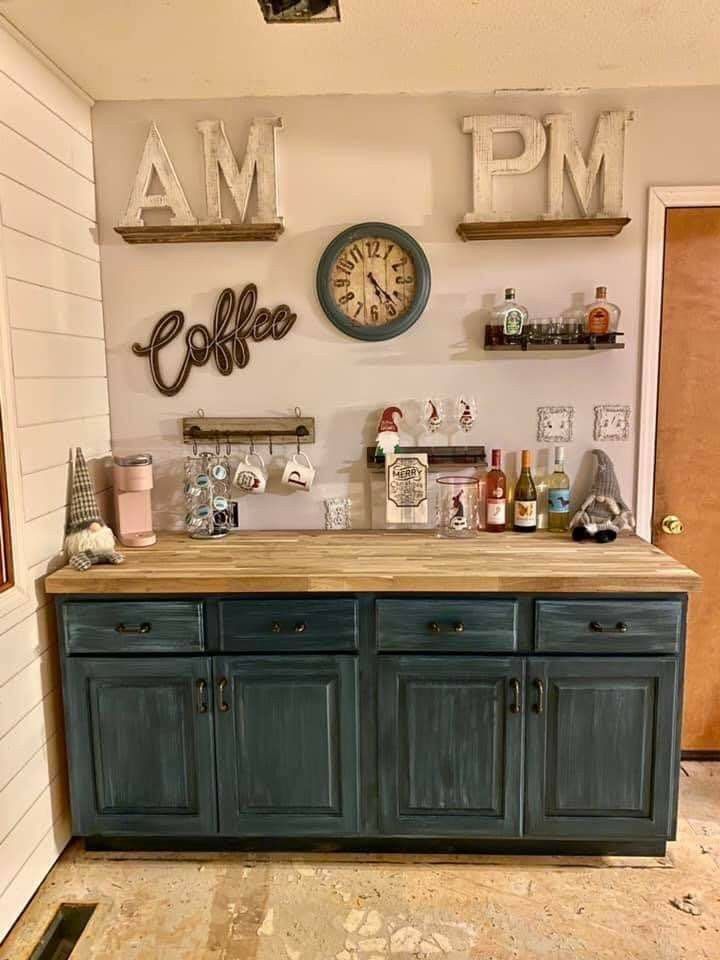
436,476 -> 480,537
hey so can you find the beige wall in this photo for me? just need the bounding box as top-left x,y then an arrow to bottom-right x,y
93,87 -> 720,530
0,24 -> 110,939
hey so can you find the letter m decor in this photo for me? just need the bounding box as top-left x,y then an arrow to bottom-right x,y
115,118 -> 284,244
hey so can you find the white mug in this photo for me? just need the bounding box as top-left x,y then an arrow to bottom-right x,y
282,452 -> 316,492
234,452 -> 267,494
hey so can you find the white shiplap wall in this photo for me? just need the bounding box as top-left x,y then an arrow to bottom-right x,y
0,23 -> 110,941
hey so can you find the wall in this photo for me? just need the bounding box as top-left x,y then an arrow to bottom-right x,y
93,88 -> 720,530
0,23 -> 110,941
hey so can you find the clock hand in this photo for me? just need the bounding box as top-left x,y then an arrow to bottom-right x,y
367,272 -> 393,304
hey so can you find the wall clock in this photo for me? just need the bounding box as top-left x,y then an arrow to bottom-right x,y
316,222 -> 431,341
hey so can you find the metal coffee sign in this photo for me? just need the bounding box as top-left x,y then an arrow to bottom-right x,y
132,283 -> 297,397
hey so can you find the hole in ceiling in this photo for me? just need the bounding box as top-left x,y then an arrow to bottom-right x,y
257,0 -> 341,23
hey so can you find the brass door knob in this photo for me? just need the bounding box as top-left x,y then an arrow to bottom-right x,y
661,515 -> 684,536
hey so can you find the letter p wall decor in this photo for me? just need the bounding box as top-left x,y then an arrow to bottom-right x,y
115,118 -> 284,244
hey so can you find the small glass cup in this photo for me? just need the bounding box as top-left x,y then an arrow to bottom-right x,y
436,476 -> 480,537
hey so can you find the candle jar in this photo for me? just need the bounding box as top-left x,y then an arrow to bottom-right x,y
436,476 -> 480,537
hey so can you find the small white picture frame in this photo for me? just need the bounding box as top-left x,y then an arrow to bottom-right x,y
594,404 -> 631,441
536,405 -> 575,443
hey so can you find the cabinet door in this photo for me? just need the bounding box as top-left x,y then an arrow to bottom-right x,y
378,656 -> 524,836
215,656 -> 359,835
525,657 -> 679,839
64,658 -> 217,836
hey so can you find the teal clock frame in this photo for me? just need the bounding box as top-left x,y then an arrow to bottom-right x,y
316,222 -> 431,341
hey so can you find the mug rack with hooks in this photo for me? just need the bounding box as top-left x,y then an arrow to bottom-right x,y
182,408 -> 315,456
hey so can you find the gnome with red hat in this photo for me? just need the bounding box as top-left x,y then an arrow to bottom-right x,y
375,406 -> 403,459
64,448 -> 124,572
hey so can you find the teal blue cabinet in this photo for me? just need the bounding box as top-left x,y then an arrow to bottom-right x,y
64,657 -> 217,836
525,657 -> 679,839
378,656 -> 524,836
214,655 -> 359,835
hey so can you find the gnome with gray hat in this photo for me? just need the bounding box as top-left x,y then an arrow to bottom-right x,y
570,449 -> 635,544
64,448 -> 124,571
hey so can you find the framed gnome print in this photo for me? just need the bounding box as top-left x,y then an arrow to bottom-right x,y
316,223 -> 431,341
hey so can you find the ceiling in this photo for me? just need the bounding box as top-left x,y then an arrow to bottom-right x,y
1,0 -> 719,101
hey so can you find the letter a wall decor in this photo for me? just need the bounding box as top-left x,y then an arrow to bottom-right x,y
115,118 -> 284,244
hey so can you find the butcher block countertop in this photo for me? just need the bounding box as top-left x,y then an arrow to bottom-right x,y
44,531 -> 701,595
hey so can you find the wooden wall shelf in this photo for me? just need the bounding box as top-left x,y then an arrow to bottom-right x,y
485,341 -> 625,353
115,223 -> 284,244
367,445 -> 486,471
457,217 -> 630,242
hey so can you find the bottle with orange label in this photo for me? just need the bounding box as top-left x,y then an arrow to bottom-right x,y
585,286 -> 620,336
485,449 -> 507,532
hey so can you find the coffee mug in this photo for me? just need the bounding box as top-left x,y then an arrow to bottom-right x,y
234,452 -> 267,494
282,452 -> 316,492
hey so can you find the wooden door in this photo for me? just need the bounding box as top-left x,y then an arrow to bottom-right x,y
64,657 -> 217,836
215,655 -> 359,835
378,656 -> 524,836
525,657 -> 679,839
655,207 -> 720,750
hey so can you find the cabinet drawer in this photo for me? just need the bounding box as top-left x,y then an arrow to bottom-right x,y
219,599 -> 358,652
63,601 -> 204,654
376,599 -> 518,652
535,600 -> 683,653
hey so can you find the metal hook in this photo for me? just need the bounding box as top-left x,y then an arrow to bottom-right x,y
297,432 -> 301,455
215,435 -> 221,456
197,407 -> 206,418
226,434 -> 232,456
249,434 -> 255,455
192,439 -> 198,457
294,406 -> 301,417
269,434 -> 273,456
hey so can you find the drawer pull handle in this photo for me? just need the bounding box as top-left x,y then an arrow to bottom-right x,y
217,677 -> 230,713
533,678 -> 545,714
115,622 -> 151,635
509,678 -> 521,715
454,622 -> 465,633
271,622 -> 281,633
428,622 -> 441,633
196,679 -> 208,714
589,621 -> 628,634
294,622 -> 307,634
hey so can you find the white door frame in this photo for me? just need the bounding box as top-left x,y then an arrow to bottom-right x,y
637,185 -> 720,541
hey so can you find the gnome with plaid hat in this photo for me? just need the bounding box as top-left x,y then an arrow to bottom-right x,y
64,448 -> 124,572
570,449 -> 635,544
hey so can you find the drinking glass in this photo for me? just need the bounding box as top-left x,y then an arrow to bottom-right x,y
436,476 -> 480,537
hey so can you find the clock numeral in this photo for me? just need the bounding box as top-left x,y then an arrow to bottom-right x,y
353,302 -> 364,318
386,302 -> 397,318
383,243 -> 395,260
350,245 -> 363,263
337,258 -> 355,274
338,292 -> 355,305
391,257 -> 408,273
365,240 -> 381,258
370,305 -> 380,323
334,278 -> 350,288
397,276 -> 414,284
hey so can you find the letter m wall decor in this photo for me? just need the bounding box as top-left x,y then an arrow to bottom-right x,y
115,118 -> 284,244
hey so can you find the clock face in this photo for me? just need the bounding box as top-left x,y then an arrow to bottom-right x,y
317,223 -> 431,341
330,236 -> 418,329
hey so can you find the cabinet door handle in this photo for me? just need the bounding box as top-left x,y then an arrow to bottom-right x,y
294,622 -> 307,634
271,622 -> 281,633
589,621 -> 628,634
196,679 -> 208,714
533,678 -> 545,714
509,678 -> 521,714
428,622 -> 441,633
115,622 -> 151,635
217,677 -> 230,713
454,622 -> 465,633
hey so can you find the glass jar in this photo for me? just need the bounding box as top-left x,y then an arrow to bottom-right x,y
436,476 -> 480,537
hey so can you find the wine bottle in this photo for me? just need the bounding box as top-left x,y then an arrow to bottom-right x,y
547,445 -> 571,532
486,449 -> 507,532
513,449 -> 537,533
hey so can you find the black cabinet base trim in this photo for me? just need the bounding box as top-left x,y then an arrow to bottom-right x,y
84,836 -> 667,858
681,750 -> 720,761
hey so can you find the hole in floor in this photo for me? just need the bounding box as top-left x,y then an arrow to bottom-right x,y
28,903 -> 97,960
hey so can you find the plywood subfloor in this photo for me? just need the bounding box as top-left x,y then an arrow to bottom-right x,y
3,764 -> 720,959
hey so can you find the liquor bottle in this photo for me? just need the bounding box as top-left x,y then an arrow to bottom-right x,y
513,450 -> 537,533
495,288 -> 528,337
585,286 -> 620,336
547,445 -> 571,532
485,449 -> 507,532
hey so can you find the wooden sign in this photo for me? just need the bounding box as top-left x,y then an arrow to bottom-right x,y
132,284 -> 297,397
116,118 -> 284,244
459,109 -> 635,240
386,453 -> 429,526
